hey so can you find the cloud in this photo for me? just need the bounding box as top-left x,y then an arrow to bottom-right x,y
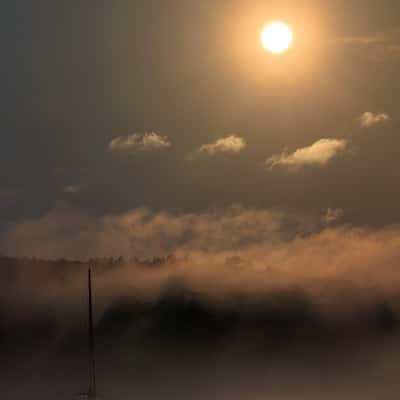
338,35 -> 386,46
323,208 -> 344,225
108,132 -> 171,154
4,204 -> 400,370
0,206 -> 288,260
63,185 -> 81,194
359,112 -> 391,128
337,32 -> 400,52
266,138 -> 347,170
198,136 -> 246,156
2,234 -> 400,400
3,205 -> 400,321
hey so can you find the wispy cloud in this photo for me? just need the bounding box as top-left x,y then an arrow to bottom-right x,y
198,136 -> 247,157
266,139 -> 347,170
337,35 -> 386,46
109,132 -> 171,154
335,31 -> 400,58
0,206 -> 288,260
359,112 -> 391,128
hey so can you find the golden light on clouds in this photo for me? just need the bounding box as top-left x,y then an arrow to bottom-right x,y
261,21 -> 293,54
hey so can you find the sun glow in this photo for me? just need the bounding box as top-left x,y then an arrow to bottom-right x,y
261,21 -> 293,54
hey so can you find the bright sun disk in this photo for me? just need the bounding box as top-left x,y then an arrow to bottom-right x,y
261,21 -> 293,54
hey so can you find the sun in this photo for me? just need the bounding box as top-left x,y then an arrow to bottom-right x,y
261,21 -> 293,54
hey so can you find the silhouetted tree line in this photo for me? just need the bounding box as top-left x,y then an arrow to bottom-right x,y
0,254 -> 179,268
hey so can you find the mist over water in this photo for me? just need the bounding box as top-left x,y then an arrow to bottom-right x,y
2,249 -> 400,400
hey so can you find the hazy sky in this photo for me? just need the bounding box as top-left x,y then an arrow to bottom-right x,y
2,0 -> 400,252
3,3 -> 400,398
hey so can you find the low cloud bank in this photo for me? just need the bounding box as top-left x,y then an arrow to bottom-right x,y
2,206 -> 400,319
2,205 -> 400,396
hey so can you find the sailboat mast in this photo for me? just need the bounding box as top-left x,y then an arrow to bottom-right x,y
88,268 -> 96,399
